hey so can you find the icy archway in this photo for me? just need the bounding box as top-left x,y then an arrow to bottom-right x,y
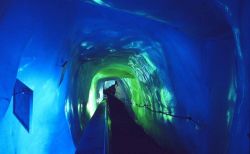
0,0 -> 249,154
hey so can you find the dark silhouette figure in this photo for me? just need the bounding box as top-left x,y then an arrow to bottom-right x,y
104,81 -> 118,96
106,93 -> 167,154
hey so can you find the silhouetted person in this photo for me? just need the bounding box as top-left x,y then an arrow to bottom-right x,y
104,81 -> 118,119
103,81 -> 167,154
103,81 -> 118,96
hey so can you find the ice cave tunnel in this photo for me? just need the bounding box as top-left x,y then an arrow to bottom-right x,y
0,0 -> 249,154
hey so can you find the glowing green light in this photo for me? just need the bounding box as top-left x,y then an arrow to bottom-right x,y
84,51 -> 175,128
86,64 -> 137,118
87,85 -> 97,117
128,53 -> 175,123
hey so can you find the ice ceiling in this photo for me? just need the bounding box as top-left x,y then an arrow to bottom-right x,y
0,0 -> 249,154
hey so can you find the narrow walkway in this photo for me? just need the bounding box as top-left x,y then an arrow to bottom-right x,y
107,94 -> 167,154
76,95 -> 167,154
76,102 -> 108,154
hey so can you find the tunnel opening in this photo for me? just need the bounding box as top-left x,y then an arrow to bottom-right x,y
64,3 -> 238,151
0,0 -> 249,154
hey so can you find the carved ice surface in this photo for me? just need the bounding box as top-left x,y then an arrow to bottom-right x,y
0,0 -> 249,154
13,79 -> 33,132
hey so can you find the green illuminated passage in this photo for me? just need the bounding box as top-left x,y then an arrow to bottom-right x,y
87,64 -> 137,117
84,52 -> 175,125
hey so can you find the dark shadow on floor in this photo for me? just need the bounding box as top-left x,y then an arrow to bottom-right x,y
107,94 -> 168,154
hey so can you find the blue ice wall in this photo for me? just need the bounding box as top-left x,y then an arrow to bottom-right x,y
216,0 -> 250,153
0,1 -> 78,153
0,1 -> 33,119
0,0 -> 249,154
